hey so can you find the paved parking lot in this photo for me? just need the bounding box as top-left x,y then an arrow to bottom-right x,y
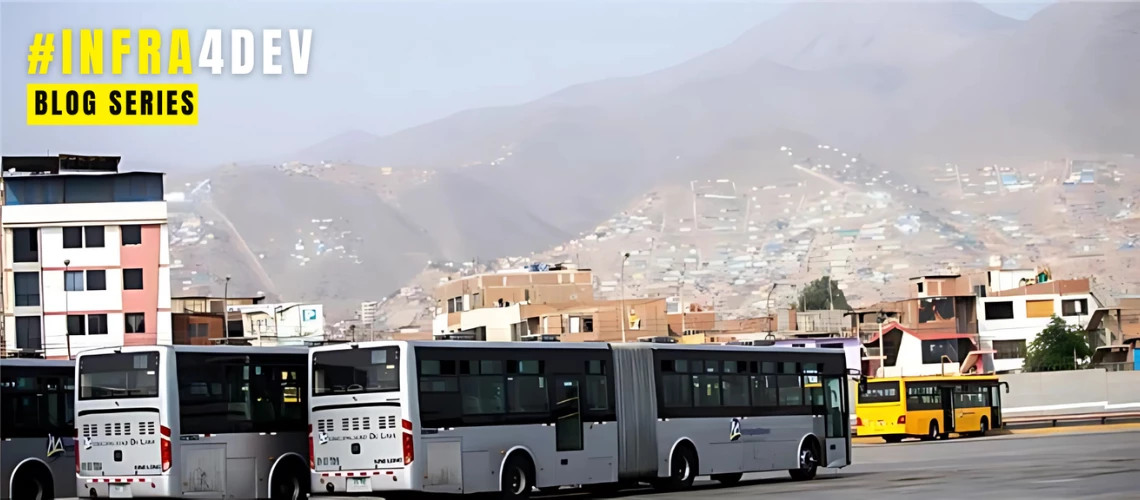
605,429 -> 1140,499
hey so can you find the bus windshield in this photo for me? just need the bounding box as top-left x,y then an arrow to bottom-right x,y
858,380 -> 901,404
79,352 -> 160,400
312,347 -> 400,395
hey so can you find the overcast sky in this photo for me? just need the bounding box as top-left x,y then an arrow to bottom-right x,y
1,1 -> 1049,169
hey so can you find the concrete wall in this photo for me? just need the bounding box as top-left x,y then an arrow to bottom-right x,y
999,369 -> 1140,417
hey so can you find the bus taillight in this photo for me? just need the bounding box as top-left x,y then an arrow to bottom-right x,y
160,425 -> 172,472
855,417 -> 863,427
896,415 -> 906,424
402,420 -> 414,465
308,424 -> 315,470
76,442 -> 81,474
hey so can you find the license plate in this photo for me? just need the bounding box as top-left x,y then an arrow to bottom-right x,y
347,477 -> 370,492
110,483 -> 131,498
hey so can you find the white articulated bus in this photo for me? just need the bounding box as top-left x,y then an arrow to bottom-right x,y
0,358 -> 76,500
74,345 -> 310,499
308,340 -> 852,498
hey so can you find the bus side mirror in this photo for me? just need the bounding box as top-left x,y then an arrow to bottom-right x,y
858,375 -> 867,386
1000,381 -> 1010,394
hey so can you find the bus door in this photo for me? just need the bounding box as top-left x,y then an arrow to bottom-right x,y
989,383 -> 1005,429
552,375 -> 587,480
822,377 -> 850,467
939,386 -> 956,433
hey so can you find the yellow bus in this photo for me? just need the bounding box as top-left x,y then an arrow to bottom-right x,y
855,375 -> 1008,443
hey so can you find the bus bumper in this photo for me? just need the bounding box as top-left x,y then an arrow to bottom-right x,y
311,470 -> 413,495
77,475 -> 176,497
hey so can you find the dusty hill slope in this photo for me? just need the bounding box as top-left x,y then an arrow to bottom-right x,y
202,2 -> 1140,308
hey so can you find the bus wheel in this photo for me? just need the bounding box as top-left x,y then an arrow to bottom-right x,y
712,472 -> 743,485
12,463 -> 53,500
654,443 -> 697,491
500,453 -> 535,499
923,421 -> 940,441
270,460 -> 307,500
788,439 -> 819,481
977,417 -> 989,437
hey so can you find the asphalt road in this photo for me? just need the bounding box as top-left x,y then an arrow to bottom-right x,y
516,429 -> 1140,500
83,429 -> 1128,500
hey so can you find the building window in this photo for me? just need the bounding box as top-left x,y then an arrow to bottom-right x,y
921,339 -> 960,364
63,227 -> 83,248
14,272 -> 41,306
87,314 -> 109,335
917,282 -> 924,293
86,270 -> 107,291
67,315 -> 86,335
15,317 -> 43,351
84,226 -> 105,248
993,340 -> 1027,360
1025,299 -> 1054,319
509,322 -> 528,341
121,224 -> 142,245
983,301 -> 1015,320
64,271 -> 85,291
12,228 -> 38,262
125,313 -> 146,333
123,268 -> 143,290
188,323 -> 209,339
63,226 -> 106,248
1062,298 -> 1089,317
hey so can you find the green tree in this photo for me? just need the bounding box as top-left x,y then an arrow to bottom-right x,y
797,276 -> 850,311
1023,315 -> 1093,372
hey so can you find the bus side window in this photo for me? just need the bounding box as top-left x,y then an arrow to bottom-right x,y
584,360 -> 609,411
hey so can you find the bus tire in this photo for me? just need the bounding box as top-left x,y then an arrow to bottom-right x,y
269,456 -> 308,500
788,437 -> 819,481
712,472 -> 743,485
11,461 -> 54,500
923,421 -> 940,441
500,452 -> 535,499
977,417 -> 989,437
653,442 -> 698,491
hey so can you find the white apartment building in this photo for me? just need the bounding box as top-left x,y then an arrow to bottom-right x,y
2,155 -> 172,359
227,302 -> 326,346
977,279 -> 1099,372
360,300 -> 379,326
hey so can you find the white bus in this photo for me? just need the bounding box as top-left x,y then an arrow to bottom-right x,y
74,345 -> 310,499
0,359 -> 76,500
308,340 -> 852,497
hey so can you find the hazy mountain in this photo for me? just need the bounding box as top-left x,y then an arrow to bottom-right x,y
885,2 -> 1140,163
200,2 -> 1140,311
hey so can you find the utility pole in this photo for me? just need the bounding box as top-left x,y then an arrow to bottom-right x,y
827,276 -> 834,310
679,264 -> 686,336
620,253 -> 629,343
64,259 -> 72,359
223,276 -> 231,339
877,313 -> 886,378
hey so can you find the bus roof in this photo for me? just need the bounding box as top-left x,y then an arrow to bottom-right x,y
74,344 -> 309,358
866,374 -> 1001,383
309,340 -> 845,356
311,340 -> 614,352
0,358 -> 73,368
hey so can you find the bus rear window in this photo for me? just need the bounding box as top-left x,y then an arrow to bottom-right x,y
313,347 -> 400,396
858,381 -> 900,404
79,352 -> 160,400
